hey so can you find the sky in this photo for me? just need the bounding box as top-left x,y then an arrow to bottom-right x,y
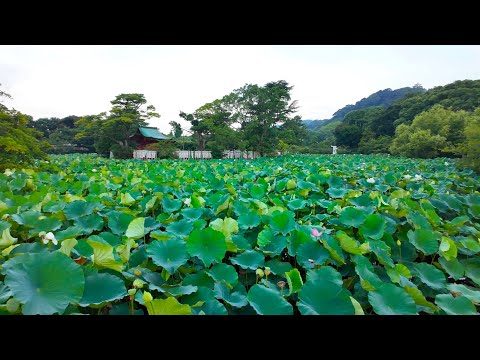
1,45 -> 480,134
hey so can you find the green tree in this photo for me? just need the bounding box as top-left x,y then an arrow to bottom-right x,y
459,108 -> 480,172
389,125 -> 447,158
237,80 -> 298,155
334,123 -> 362,149
169,121 -> 183,138
277,115 -> 308,153
389,105 -> 467,158
0,87 -> 50,170
76,94 -> 160,158
109,93 -> 159,124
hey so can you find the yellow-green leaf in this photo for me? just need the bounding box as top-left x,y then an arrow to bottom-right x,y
87,240 -> 123,272
146,297 -> 192,315
58,238 -> 78,257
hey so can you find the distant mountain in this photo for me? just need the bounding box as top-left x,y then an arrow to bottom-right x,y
303,85 -> 426,131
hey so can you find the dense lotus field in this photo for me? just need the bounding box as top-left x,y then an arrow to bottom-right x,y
0,154 -> 479,315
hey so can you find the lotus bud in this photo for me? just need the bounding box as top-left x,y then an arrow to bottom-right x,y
397,240 -> 401,246
133,269 -> 142,276
128,288 -> 137,296
143,291 -> 153,303
264,267 -> 271,276
133,279 -> 144,289
256,269 -> 265,278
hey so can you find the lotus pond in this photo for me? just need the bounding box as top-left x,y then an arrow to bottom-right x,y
0,154 -> 479,315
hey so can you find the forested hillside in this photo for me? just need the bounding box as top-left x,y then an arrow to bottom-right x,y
303,85 -> 425,131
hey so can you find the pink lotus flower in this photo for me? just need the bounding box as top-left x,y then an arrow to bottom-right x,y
311,228 -> 322,237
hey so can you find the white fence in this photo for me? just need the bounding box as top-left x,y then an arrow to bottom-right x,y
176,150 -> 212,160
223,150 -> 259,159
125,149 -> 260,160
133,150 -> 157,160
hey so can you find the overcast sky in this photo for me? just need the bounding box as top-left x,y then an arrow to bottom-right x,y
1,45 -> 480,134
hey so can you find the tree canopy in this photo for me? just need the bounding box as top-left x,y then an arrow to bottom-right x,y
0,85 -> 50,171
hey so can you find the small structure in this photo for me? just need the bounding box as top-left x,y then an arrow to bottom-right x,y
176,150 -> 212,160
129,126 -> 171,160
133,150 -> 157,160
223,150 -> 259,159
130,126 -> 171,150
331,145 -> 337,155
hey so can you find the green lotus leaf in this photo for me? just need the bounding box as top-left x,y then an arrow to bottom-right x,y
435,294 -> 477,315
43,200 -> 66,213
186,228 -> 227,267
463,260 -> 480,286
446,284 -> 480,303
287,199 -> 306,211
247,284 -> 293,315
74,214 -> 104,234
162,196 -> 183,213
338,207 -> 367,228
257,228 -> 274,248
210,217 -> 238,251
199,299 -> 228,315
439,257 -> 465,280
386,264 -> 412,284
336,230 -> 362,255
0,220 -> 10,232
11,210 -> 41,226
296,241 -> 330,269
166,219 -> 194,237
285,268 -> 303,295
87,240 -> 123,272
58,238 -> 78,257
298,266 -> 354,315
350,296 -> 365,315
161,285 -> 198,297
207,263 -> 238,287
250,184 -> 266,199
63,200 -> 97,220
327,187 -> 347,198
264,259 -> 293,275
406,211 -> 433,231
238,212 -> 261,230
407,229 -> 439,255
147,237 -> 188,274
321,234 -> 345,265
181,208 -> 204,221
359,214 -> 385,240
286,179 -> 297,190
368,284 -> 416,315
261,234 -> 288,256
270,210 -> 296,235
4,252 -> 85,315
353,255 -> 384,291
368,239 -> 394,268
0,283 -> 12,304
403,286 -> 439,313
214,282 -> 248,308
439,236 -> 457,261
125,217 -> 145,240
230,250 -> 265,270
0,228 -> 17,249
120,193 -> 136,206
107,211 -> 135,236
145,297 -> 192,315
79,271 -> 127,306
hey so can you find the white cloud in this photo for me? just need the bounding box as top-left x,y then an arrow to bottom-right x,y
1,45 -> 480,134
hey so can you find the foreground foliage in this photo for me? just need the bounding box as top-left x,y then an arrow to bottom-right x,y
0,154 -> 479,315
